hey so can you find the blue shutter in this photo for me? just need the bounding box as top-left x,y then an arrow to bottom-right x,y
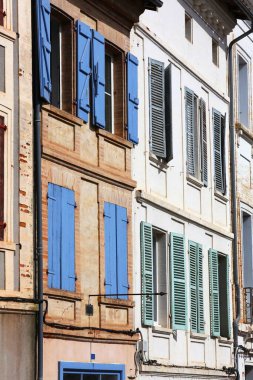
47,183 -> 61,289
61,188 -> 76,291
104,202 -> 117,297
36,0 -> 51,102
92,30 -> 105,128
127,52 -> 139,144
116,205 -> 128,299
76,20 -> 91,123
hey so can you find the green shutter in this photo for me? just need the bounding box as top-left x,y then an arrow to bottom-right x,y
185,88 -> 195,176
170,233 -> 187,330
140,222 -> 154,326
209,249 -> 220,337
226,255 -> 231,339
198,245 -> 205,333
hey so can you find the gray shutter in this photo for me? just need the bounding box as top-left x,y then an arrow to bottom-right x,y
185,88 -> 195,176
221,114 -> 226,194
140,222 -> 154,326
200,99 -> 208,186
213,109 -> 224,193
149,59 -> 166,158
165,64 -> 173,162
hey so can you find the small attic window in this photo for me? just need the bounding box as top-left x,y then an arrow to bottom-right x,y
212,39 -> 219,66
185,13 -> 192,42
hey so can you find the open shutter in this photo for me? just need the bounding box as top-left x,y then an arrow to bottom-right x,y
189,241 -> 197,332
149,59 -> 166,158
92,30 -> 105,128
170,233 -> 187,330
61,188 -> 76,291
0,116 -> 6,241
185,88 -> 195,176
36,0 -> 51,102
209,249 -> 220,337
104,202 -> 117,297
76,20 -> 91,123
127,52 -> 139,144
140,222 -> 153,326
116,205 -> 128,299
165,64 -> 173,162
200,99 -> 208,186
47,183 -> 61,289
198,245 -> 205,333
213,109 -> 224,193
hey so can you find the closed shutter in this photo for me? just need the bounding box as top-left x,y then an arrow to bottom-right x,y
61,187 -> 76,291
198,245 -> 205,333
116,205 -> 128,299
209,249 -> 220,337
200,99 -> 208,186
76,20 -> 91,123
0,116 -> 6,241
170,233 -> 187,330
140,222 -> 154,326
92,30 -> 105,128
221,115 -> 226,194
149,59 -> 166,158
213,109 -> 224,193
0,0 -> 5,26
127,52 -> 139,144
104,202 -> 117,297
165,64 -> 173,162
36,0 -> 51,102
185,88 -> 195,176
47,183 -> 61,289
189,241 -> 197,332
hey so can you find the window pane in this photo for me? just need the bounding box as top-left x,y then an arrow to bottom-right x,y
64,375 -> 81,380
83,375 -> 100,380
105,55 -> 112,94
0,45 -> 5,92
51,15 -> 61,108
102,375 -> 118,380
105,93 -> 112,133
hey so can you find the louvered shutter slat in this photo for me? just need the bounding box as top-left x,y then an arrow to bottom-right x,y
104,203 -> 117,298
200,99 -> 208,186
140,222 -> 153,326
149,59 -> 166,158
171,233 -> 187,330
76,20 -> 91,123
127,53 -> 139,144
198,245 -> 205,333
185,88 -> 195,176
189,241 -> 197,332
209,249 -> 220,337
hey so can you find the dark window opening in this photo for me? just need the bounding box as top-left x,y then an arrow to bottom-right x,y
0,45 -> 5,92
212,39 -> 219,66
238,55 -> 249,127
185,13 -> 192,42
218,254 -> 230,337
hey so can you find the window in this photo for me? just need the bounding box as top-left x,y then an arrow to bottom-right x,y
148,58 -> 172,161
242,212 -> 253,287
59,362 -> 125,380
209,249 -> 230,338
50,9 -> 73,112
104,202 -> 128,299
238,55 -> 249,127
47,183 -> 76,291
0,115 -> 6,241
189,241 -> 204,333
0,45 -> 5,92
185,88 -> 207,185
213,109 -> 226,194
212,39 -> 219,66
185,13 -> 192,42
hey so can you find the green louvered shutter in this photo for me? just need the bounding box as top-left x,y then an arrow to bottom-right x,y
149,59 -> 166,158
200,99 -> 208,186
219,255 -> 231,338
213,109 -> 224,193
209,249 -> 220,337
185,88 -> 195,176
170,233 -> 187,330
189,241 -> 197,332
140,222 -> 154,326
198,245 -> 205,333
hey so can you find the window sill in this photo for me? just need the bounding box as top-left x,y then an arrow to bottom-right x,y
97,128 -> 133,149
0,25 -> 16,41
42,104 -> 83,127
187,175 -> 203,189
149,153 -> 169,169
152,325 -> 172,335
0,241 -> 17,251
99,296 -> 134,308
44,288 -> 83,301
214,191 -> 228,203
218,337 -> 233,345
190,332 -> 208,340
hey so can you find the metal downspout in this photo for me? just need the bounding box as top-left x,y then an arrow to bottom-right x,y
32,1 -> 43,379
228,24 -> 253,378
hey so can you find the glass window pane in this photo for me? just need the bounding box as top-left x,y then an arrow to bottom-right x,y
102,375 -> 118,380
83,374 -> 100,380
64,374 -> 81,380
105,55 -> 112,94
0,45 -> 5,92
105,93 -> 112,132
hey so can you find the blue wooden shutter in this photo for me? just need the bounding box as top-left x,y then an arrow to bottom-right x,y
189,241 -> 197,332
47,183 -> 61,289
61,187 -> 76,291
209,249 -> 220,337
170,233 -> 187,330
200,99 -> 208,186
185,88 -> 195,176
36,0 -> 51,102
92,30 -> 105,128
116,205 -> 128,299
140,222 -> 154,326
76,20 -> 91,123
104,202 -> 117,297
127,52 -> 139,144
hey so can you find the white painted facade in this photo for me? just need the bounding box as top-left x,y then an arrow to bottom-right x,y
131,0 -> 238,378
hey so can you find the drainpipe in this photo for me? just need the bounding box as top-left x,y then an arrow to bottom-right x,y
32,1 -> 43,379
228,23 -> 253,378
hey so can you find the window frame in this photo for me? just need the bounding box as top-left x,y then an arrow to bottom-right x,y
59,362 -> 125,380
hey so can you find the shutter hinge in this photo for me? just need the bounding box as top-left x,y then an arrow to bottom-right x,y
0,123 -> 7,131
74,25 -> 77,32
0,10 -> 6,18
75,275 -> 78,281
127,218 -> 129,224
73,99 -> 77,105
0,222 -> 6,229
74,202 -> 77,208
